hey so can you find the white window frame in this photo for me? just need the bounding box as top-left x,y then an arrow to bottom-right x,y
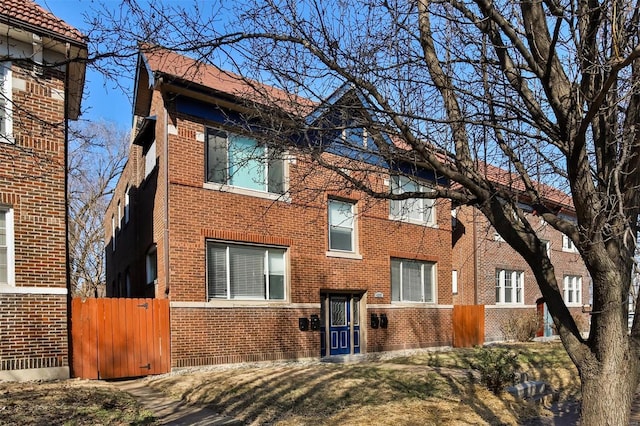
0,63 -> 13,143
391,258 -> 437,303
328,199 -> 356,253
205,127 -> 285,195
124,186 -> 130,225
563,275 -> 582,305
562,234 -> 578,253
111,214 -> 116,251
452,269 -> 458,294
496,269 -> 524,304
206,241 -> 287,301
0,207 -> 15,286
541,239 -> 551,257
389,175 -> 436,226
146,245 -> 158,286
144,139 -> 157,179
117,200 -> 122,230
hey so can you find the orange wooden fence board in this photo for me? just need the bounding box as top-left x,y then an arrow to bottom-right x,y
452,305 -> 485,348
70,298 -> 171,379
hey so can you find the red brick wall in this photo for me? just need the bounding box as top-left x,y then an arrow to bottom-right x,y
108,88 -> 456,367
0,61 -> 69,374
0,294 -> 68,370
454,205 -> 591,342
451,205 -> 478,305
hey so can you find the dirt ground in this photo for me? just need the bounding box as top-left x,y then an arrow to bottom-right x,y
0,379 -> 156,425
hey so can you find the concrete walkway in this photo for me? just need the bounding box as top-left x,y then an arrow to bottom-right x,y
115,379 -> 243,425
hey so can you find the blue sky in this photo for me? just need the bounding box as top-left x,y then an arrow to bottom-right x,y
42,0 -> 133,129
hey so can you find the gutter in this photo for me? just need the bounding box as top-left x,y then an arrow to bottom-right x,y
0,16 -> 87,48
473,207 -> 479,305
163,90 -> 170,296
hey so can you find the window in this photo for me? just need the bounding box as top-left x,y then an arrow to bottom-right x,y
206,128 -> 284,194
563,275 -> 582,305
452,270 -> 458,294
206,242 -> 286,300
541,239 -> 551,257
0,208 -> 14,285
124,186 -> 130,224
111,214 -> 116,251
0,63 -> 12,142
328,199 -> 355,252
144,140 -> 157,178
125,270 -> 131,297
117,200 -> 122,229
391,258 -> 436,302
496,269 -> 524,304
562,234 -> 577,252
146,246 -> 157,286
390,176 -> 435,225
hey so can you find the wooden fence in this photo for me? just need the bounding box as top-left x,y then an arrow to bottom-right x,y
452,305 -> 485,347
71,298 -> 170,379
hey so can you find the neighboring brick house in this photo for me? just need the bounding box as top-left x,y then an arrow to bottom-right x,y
105,47 -> 455,367
451,165 -> 590,342
0,1 -> 86,380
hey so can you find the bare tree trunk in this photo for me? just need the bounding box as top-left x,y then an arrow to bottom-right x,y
581,357 -> 636,425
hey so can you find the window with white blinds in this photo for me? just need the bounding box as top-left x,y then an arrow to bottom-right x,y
391,258 -> 436,303
207,242 -> 286,300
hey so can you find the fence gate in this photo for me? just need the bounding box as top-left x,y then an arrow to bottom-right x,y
452,305 -> 485,348
71,298 -> 170,379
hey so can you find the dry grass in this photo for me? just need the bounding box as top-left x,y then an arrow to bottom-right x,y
0,342 -> 577,425
146,341 -> 580,425
0,379 -> 156,425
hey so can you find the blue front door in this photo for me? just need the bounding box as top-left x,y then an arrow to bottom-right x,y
330,296 -> 350,355
322,294 -> 361,356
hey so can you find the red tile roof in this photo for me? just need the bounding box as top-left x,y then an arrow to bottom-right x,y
141,47 -> 573,210
141,46 -> 314,115
476,161 -> 573,209
0,0 -> 86,45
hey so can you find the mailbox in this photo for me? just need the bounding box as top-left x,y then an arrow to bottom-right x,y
371,313 -> 379,329
310,314 -> 321,331
299,317 -> 309,331
379,313 -> 388,329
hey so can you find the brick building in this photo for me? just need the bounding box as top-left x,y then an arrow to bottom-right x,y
105,47 -> 455,367
451,165 -> 590,342
0,1 -> 86,380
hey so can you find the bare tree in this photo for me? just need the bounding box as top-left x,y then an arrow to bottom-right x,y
68,120 -> 128,298
87,0 -> 640,423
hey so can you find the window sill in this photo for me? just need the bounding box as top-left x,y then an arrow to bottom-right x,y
389,216 -> 438,228
203,182 -> 290,202
562,248 -> 579,254
391,301 -> 437,306
172,299 -> 290,308
326,251 -> 363,260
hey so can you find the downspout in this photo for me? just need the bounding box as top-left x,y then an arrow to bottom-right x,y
473,207 -> 479,305
63,49 -> 73,377
163,97 -> 170,297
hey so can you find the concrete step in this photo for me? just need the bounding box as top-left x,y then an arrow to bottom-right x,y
506,380 -> 553,399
